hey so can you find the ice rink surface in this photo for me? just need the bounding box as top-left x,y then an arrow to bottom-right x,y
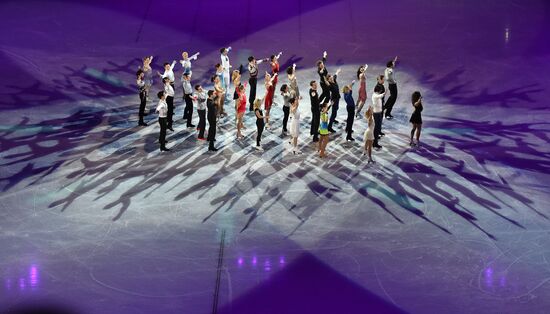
1,0 -> 550,313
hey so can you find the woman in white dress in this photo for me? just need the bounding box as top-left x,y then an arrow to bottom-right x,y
289,97 -> 302,154
363,106 -> 375,163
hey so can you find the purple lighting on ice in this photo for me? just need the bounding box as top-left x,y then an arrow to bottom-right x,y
485,267 -> 493,288
30,264 -> 39,289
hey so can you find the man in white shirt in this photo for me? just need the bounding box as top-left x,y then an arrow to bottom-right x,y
155,91 -> 169,152
248,55 -> 267,111
158,60 -> 177,91
220,47 -> 232,99
194,85 -> 207,140
384,56 -> 398,119
182,73 -> 195,128
163,77 -> 175,131
372,84 -> 387,149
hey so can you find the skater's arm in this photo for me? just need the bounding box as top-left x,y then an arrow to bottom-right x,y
413,96 -> 422,107
269,72 -> 278,84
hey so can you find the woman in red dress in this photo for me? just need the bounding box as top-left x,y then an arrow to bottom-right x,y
264,72 -> 278,129
355,64 -> 368,118
270,52 -> 282,88
236,82 -> 247,139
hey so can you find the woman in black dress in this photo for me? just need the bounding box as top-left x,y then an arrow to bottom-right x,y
409,91 -> 423,147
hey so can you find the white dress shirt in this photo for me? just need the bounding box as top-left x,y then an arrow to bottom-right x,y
182,80 -> 193,95
221,54 -> 231,74
195,91 -> 207,110
161,61 -> 177,82
385,67 -> 396,84
164,83 -> 174,97
156,99 -> 168,118
372,92 -> 384,113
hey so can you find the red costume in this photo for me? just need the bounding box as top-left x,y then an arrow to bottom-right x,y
264,82 -> 274,111
237,87 -> 247,114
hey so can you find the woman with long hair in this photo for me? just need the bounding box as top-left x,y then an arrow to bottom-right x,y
235,82 -> 247,139
289,97 -> 301,154
318,102 -> 331,158
254,97 -> 267,151
355,64 -> 368,118
212,74 -> 225,122
141,55 -> 153,102
409,91 -> 423,147
287,63 -> 300,99
263,72 -> 278,129
232,67 -> 242,127
363,107 -> 375,163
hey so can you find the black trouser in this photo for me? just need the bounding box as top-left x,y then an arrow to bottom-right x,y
139,91 -> 146,123
249,77 -> 257,111
158,117 -> 167,149
328,98 -> 339,130
184,94 -> 194,126
311,106 -> 320,140
373,112 -> 383,145
385,83 -> 397,116
197,109 -> 206,138
282,106 -> 290,132
166,96 -> 174,129
346,105 -> 354,139
319,84 -> 330,104
208,119 -> 216,149
256,120 -> 264,146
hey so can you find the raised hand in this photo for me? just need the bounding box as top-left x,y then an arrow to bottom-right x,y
323,51 -> 327,58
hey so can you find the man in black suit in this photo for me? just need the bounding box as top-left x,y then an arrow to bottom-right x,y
207,90 -> 218,152
309,80 -> 321,142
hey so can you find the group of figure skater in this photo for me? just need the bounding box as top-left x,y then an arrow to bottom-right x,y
136,48 -> 424,162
